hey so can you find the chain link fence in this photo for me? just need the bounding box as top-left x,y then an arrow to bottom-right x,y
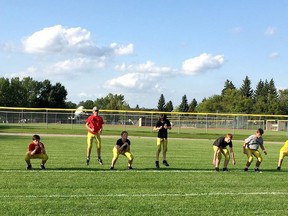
0,107 -> 288,132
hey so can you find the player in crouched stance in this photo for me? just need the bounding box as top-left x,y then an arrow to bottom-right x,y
213,133 -> 235,171
24,135 -> 48,170
110,131 -> 134,170
243,128 -> 267,172
277,140 -> 288,171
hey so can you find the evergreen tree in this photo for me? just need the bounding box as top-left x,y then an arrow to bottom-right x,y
188,98 -> 197,112
239,76 -> 253,98
165,100 -> 174,112
221,80 -> 235,95
157,94 -> 166,111
178,95 -> 189,112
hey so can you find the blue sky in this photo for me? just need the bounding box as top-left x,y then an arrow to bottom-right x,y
0,0 -> 287,108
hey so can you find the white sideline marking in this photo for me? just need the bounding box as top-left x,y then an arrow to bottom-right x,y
0,170 -> 215,173
0,192 -> 287,199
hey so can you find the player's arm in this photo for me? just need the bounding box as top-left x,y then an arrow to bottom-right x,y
30,145 -> 39,156
40,143 -> 46,154
118,142 -> 128,153
126,144 -> 130,152
260,144 -> 267,155
85,122 -> 94,132
153,124 -> 162,131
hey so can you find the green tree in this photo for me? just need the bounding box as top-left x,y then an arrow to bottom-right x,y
94,93 -> 129,110
48,82 -> 67,108
239,76 -> 253,98
188,98 -> 197,112
165,100 -> 174,112
157,94 -> 165,111
0,77 -> 10,106
178,95 -> 189,112
79,100 -> 94,109
278,89 -> 288,115
196,95 -> 223,113
221,80 -> 235,95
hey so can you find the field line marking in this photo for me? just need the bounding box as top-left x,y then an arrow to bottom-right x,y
0,169 -> 216,173
0,192 -> 287,199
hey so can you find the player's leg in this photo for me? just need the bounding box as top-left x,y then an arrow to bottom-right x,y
110,147 -> 119,170
155,138 -> 162,168
95,134 -> 103,165
253,150 -> 262,172
244,149 -> 253,171
222,148 -> 230,171
39,153 -> 48,169
124,152 -> 134,169
277,151 -> 288,170
24,152 -> 32,169
213,146 -> 221,171
162,138 -> 169,166
86,132 -> 94,165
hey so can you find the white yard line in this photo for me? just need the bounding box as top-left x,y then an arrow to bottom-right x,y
0,192 -> 287,199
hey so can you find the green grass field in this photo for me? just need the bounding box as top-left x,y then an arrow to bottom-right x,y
0,133 -> 288,215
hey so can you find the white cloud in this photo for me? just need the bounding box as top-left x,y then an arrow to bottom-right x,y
269,52 -> 279,58
265,26 -> 276,35
106,61 -> 175,90
114,60 -> 173,74
9,57 -> 106,79
110,43 -> 134,55
232,26 -> 242,33
22,25 -> 134,57
182,53 -> 224,75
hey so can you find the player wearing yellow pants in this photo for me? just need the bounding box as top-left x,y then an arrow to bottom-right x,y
277,140 -> 288,171
153,114 -> 172,169
212,133 -> 235,171
85,106 -> 104,166
24,134 -> 48,170
110,131 -> 134,170
243,128 -> 267,172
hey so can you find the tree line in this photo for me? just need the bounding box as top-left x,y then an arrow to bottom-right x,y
0,76 -> 288,115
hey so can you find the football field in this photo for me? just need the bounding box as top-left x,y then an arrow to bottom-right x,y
0,134 -> 287,215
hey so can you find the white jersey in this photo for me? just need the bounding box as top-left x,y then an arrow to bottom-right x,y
245,134 -> 263,150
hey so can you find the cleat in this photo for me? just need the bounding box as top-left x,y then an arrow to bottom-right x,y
86,158 -> 90,166
244,167 -> 248,171
128,166 -> 133,170
40,164 -> 46,170
98,158 -> 103,165
254,168 -> 261,172
215,167 -> 219,172
223,167 -> 228,172
110,166 -> 114,170
155,161 -> 160,169
277,166 -> 281,171
163,160 -> 170,167
26,164 -> 32,170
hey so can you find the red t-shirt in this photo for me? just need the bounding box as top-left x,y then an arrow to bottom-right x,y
86,115 -> 104,134
28,142 -> 45,154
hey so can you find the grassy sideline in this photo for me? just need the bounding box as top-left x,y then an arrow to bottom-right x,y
0,129 -> 288,215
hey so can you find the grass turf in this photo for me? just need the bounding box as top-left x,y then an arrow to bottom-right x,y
0,134 -> 287,215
